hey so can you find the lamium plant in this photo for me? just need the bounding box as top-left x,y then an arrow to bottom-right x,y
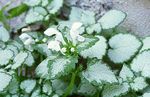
0,0 -> 150,97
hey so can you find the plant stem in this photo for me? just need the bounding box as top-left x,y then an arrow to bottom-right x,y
63,68 -> 79,97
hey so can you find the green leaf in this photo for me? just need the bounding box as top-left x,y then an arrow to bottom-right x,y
20,79 -> 36,93
24,51 -> 34,67
86,23 -> 102,34
130,77 -> 147,91
119,64 -> 134,81
108,34 -> 141,63
23,0 -> 41,6
143,93 -> 150,97
78,81 -> 97,96
131,50 -> 150,78
80,36 -> 107,59
12,51 -> 28,69
25,9 -> 44,24
102,83 -> 129,97
69,7 -> 95,26
34,43 -> 52,56
0,71 -> 12,92
51,79 -> 68,96
81,10 -> 95,25
98,10 -> 126,29
7,77 -> 19,94
140,37 -> 150,52
49,57 -> 78,79
0,50 -> 14,66
82,61 -> 117,85
42,81 -> 52,95
6,44 -> 19,56
47,0 -> 63,14
35,56 -> 56,79
7,4 -> 29,18
0,26 -> 10,42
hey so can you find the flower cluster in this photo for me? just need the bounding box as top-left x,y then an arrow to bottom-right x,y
44,22 -> 85,55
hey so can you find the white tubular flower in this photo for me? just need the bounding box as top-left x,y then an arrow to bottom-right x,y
44,28 -> 60,36
42,38 -> 47,42
21,27 -> 31,32
70,22 -> 85,45
60,47 -> 67,55
19,33 -> 35,45
44,28 -> 66,44
70,47 -> 75,52
48,41 -> 61,51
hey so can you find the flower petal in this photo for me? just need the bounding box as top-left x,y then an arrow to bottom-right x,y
44,28 -> 60,36
71,22 -> 83,31
48,41 -> 61,51
77,35 -> 85,42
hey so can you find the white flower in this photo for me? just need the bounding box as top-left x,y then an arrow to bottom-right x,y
21,27 -> 31,32
44,28 -> 60,36
35,39 -> 39,42
70,47 -> 75,52
48,41 -> 61,51
42,38 -> 47,42
19,33 -> 35,45
70,22 -> 85,45
60,47 -> 67,55
61,47 -> 67,53
44,28 -> 65,44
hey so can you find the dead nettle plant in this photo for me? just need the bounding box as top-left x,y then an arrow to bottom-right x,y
0,0 -> 150,97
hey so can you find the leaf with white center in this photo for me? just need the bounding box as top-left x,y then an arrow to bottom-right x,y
102,83 -> 129,97
34,7 -> 47,16
42,81 -> 52,95
7,77 -> 19,94
31,88 -> 41,97
0,26 -> 10,42
78,81 -> 97,96
6,44 -> 19,56
130,77 -> 147,91
34,44 -> 52,56
82,62 -> 117,84
140,37 -> 150,52
51,79 -> 68,96
24,52 -> 34,67
69,7 -> 82,21
23,0 -> 41,6
0,50 -> 13,66
20,79 -> 36,93
86,23 -> 102,34
35,56 -> 56,79
80,36 -> 107,59
49,57 -> 78,79
98,10 -> 126,29
12,51 -> 28,69
0,72 -> 12,92
108,34 -> 141,63
25,9 -> 44,24
69,7 -> 95,26
81,10 -> 95,25
131,50 -> 150,78
119,64 -> 134,81
47,0 -> 63,14
143,93 -> 150,97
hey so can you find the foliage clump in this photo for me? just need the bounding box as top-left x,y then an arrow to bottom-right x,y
0,0 -> 150,97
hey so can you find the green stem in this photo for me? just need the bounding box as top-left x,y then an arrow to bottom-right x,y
63,68 -> 79,97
